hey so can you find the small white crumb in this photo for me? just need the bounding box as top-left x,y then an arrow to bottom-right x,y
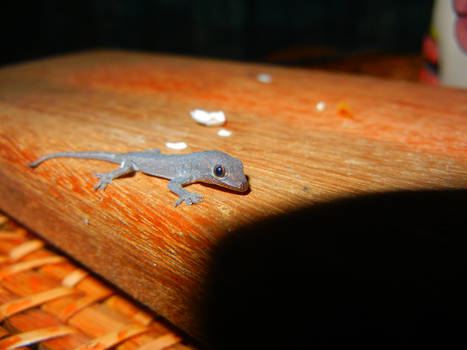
217,129 -> 232,137
190,109 -> 226,126
83,217 -> 88,225
257,73 -> 272,83
316,101 -> 326,111
165,142 -> 188,150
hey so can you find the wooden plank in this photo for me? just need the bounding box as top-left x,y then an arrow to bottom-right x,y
0,50 -> 466,341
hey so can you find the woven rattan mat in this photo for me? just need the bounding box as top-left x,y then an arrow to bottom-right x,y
0,213 -> 196,350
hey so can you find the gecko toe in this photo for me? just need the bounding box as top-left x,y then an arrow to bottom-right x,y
174,193 -> 203,206
94,173 -> 112,191
94,182 -> 106,191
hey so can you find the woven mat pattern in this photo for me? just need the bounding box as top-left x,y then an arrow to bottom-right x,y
0,213 -> 195,350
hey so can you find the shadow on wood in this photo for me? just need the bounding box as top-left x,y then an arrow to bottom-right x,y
201,189 -> 467,348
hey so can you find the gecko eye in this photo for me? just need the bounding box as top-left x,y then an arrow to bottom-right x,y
213,164 -> 226,178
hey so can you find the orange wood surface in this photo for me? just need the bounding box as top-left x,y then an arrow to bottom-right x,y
0,50 -> 466,340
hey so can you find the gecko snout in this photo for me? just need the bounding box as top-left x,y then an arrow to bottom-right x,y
237,177 -> 249,192
228,172 -> 248,192
216,171 -> 248,192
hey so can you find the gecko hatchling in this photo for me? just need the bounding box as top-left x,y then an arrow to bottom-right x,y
28,149 -> 249,206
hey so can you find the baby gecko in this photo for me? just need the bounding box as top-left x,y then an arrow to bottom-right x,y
28,149 -> 249,206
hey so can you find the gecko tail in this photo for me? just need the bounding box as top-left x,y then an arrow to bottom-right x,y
27,151 -> 123,168
27,154 -> 58,168
27,160 -> 41,168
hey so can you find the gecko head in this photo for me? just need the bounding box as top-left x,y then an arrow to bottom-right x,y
200,151 -> 249,192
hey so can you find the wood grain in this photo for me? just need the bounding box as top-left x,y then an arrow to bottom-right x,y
0,50 -> 466,341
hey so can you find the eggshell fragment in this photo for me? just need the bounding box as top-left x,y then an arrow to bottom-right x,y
257,73 -> 272,83
190,109 -> 226,126
165,142 -> 188,150
217,129 -> 232,137
316,101 -> 326,111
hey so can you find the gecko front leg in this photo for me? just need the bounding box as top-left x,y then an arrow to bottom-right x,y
168,177 -> 203,206
94,162 -> 136,190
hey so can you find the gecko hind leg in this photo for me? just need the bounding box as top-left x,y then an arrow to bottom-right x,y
94,162 -> 136,191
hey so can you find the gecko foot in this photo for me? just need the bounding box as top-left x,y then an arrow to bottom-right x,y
94,172 -> 112,191
174,192 -> 203,207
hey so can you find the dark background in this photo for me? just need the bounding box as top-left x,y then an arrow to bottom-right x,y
1,0 -> 433,67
